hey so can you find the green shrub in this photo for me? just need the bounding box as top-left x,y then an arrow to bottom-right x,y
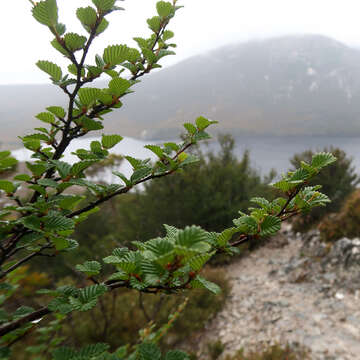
319,189 -> 360,242
290,147 -> 359,233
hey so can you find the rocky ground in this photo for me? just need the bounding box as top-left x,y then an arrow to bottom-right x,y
190,227 -> 360,359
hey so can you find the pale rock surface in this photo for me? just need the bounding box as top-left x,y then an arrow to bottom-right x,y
190,229 -> 360,359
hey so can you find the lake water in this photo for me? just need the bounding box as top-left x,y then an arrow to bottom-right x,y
12,136 -> 360,181
207,136 -> 360,175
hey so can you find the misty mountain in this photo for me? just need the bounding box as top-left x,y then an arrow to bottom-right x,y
2,34 -> 360,148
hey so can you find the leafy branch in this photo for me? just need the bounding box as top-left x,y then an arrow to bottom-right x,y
0,0 -> 338,358
0,151 -> 336,339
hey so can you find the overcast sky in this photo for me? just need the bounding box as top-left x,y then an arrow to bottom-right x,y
1,0 -> 360,85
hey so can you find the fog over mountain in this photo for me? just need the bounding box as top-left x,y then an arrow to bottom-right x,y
2,34 -> 360,148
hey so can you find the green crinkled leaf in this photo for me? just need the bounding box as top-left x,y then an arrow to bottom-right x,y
141,260 -> 167,283
32,0 -> 58,27
195,116 -> 217,131
126,48 -> 141,63
145,145 -> 164,158
12,306 -> 35,320
144,238 -> 174,257
138,343 -> 161,360
81,118 -> 104,131
18,216 -> 42,231
90,140 -> 102,153
112,171 -> 131,186
59,195 -> 84,210
288,168 -> 310,182
133,37 -> 149,49
108,77 -> 131,96
233,215 -> 258,235
23,138 -> 41,151
164,224 -> 179,239
175,226 -> 208,248
193,130 -> 211,141
217,227 -> 238,247
55,22 -> 66,35
69,285 -> 107,312
51,38 -> 70,56
51,160 -> 72,179
28,184 -> 46,196
35,111 -> 56,124
130,167 -> 152,183
86,65 -> 103,78
311,152 -> 337,170
103,255 -> 122,265
76,6 -> 97,31
271,179 -> 300,192
37,179 -> 58,188
0,151 -> 11,160
178,153 -> 199,167
0,180 -> 15,194
76,261 -> 102,276
103,45 -> 130,66
78,87 -> 101,106
250,197 -> 271,210
26,162 -> 48,176
183,123 -> 197,135
64,32 -> 87,52
16,232 -> 44,248
0,156 -> 18,172
189,253 -> 212,271
96,18 -> 109,35
92,0 -> 116,12
71,160 -> 97,176
191,275 -> 221,294
22,133 -> 50,142
165,350 -> 190,360
43,214 -> 75,231
142,48 -> 157,64
260,215 -> 281,237
36,61 -> 62,82
156,1 -> 174,18
77,343 -> 109,358
52,237 -> 73,251
98,91 -> 114,105
101,134 -> 123,149
162,30 -> 175,41
157,49 -> 176,60
147,16 -> 161,33
52,346 -> 76,360
125,156 -> 147,169
107,271 -> 128,281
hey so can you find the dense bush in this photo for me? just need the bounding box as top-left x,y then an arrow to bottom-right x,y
289,147 -> 359,233
319,189 -> 360,242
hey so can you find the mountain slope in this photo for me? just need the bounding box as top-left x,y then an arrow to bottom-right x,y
2,34 -> 360,148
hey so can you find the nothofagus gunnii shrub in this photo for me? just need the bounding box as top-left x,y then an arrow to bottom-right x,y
0,0 -> 337,358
